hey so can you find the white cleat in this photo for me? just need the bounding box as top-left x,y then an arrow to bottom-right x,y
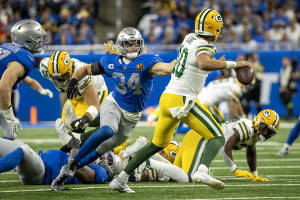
192,171 -> 225,190
55,118 -> 72,145
276,146 -> 289,156
64,101 -> 80,130
123,136 -> 148,159
109,176 -> 135,193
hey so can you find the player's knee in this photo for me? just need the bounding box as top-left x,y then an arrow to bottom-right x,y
100,126 -> 115,139
5,132 -> 17,140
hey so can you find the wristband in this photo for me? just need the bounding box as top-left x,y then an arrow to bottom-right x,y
226,61 -> 236,69
86,105 -> 99,120
2,106 -> 15,121
230,164 -> 238,173
251,171 -> 258,176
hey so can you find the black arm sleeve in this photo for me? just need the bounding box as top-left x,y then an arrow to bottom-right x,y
91,61 -> 105,75
34,57 -> 45,68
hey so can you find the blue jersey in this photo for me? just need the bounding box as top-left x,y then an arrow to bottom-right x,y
100,53 -> 162,112
0,43 -> 36,90
39,149 -> 107,185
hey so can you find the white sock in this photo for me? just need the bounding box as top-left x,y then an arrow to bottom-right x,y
150,153 -> 172,164
284,143 -> 291,149
149,159 -> 188,183
197,164 -> 209,174
118,171 -> 130,179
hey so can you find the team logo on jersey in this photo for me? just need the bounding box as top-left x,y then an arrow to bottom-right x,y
169,150 -> 177,159
123,66 -> 127,71
109,64 -> 114,70
263,110 -> 271,117
215,14 -> 222,22
64,56 -> 70,65
136,63 -> 144,71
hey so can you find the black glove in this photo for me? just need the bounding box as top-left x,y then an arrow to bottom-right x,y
70,115 -> 90,131
66,138 -> 81,149
67,78 -> 79,100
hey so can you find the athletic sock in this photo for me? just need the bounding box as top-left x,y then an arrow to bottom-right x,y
80,126 -> 100,143
286,119 -> 300,145
78,150 -> 101,169
147,158 -> 188,183
0,147 -> 24,173
73,126 -> 114,163
200,136 -> 225,168
123,142 -> 163,175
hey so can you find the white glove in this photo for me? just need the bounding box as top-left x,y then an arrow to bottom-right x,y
39,88 -> 53,98
2,106 -> 22,134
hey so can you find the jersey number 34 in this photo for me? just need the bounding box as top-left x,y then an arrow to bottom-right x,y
112,72 -> 142,95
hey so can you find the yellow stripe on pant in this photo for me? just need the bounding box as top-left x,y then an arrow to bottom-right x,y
173,129 -> 207,176
152,93 -> 223,148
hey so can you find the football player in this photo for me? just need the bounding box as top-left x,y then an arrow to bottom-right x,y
51,27 -> 177,191
173,109 -> 280,182
0,138 -> 108,185
36,51 -> 108,137
0,20 -> 47,135
0,76 -> 53,140
110,9 -> 252,193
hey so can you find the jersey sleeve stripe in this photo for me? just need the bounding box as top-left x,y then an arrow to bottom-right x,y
238,123 -> 246,142
196,47 -> 216,54
195,49 -> 215,58
241,122 -> 249,141
79,77 -> 91,90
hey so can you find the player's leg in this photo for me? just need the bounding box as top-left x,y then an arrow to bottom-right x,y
0,139 -> 25,172
0,110 -> 16,140
209,105 -> 225,123
277,118 -> 300,156
182,100 -> 225,189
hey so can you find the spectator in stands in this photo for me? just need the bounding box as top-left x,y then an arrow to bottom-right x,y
286,18 -> 300,43
241,31 -> 257,50
138,7 -> 159,33
156,0 -> 177,15
280,57 -> 298,120
54,24 -> 73,45
175,25 -> 189,44
267,20 -> 286,42
252,25 -> 265,42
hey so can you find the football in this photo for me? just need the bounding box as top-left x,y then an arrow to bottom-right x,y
236,66 -> 254,85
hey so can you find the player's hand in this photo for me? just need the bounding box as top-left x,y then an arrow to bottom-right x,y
66,138 -> 81,149
39,88 -> 53,98
67,78 -> 79,100
70,115 -> 90,131
6,117 -> 22,134
218,55 -> 226,61
233,169 -> 254,179
235,61 -> 253,70
251,175 -> 268,181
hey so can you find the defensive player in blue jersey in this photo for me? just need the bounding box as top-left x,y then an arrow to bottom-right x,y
0,138 -> 108,185
0,19 -> 47,135
51,27 -> 176,190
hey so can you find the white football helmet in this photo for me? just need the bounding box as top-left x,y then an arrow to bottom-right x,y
97,151 -> 123,181
116,27 -> 144,59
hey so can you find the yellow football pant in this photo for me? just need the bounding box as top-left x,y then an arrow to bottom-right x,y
152,93 -> 223,148
173,129 -> 207,175
61,89 -> 108,122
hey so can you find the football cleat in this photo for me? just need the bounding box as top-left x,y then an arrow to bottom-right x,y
64,101 -> 80,130
192,171 -> 225,190
51,173 -> 68,191
109,175 -> 135,193
123,136 -> 147,159
62,158 -> 80,178
276,146 -> 289,156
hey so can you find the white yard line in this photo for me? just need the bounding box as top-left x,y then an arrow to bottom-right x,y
184,197 -> 300,200
213,158 -> 300,162
211,166 -> 300,169
1,184 -> 300,193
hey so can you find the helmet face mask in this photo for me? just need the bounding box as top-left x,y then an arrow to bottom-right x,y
257,122 -> 276,143
116,27 -> 144,60
97,151 -> 123,181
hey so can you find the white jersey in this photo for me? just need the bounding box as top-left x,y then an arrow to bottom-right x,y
164,33 -> 217,99
198,77 -> 243,106
40,58 -> 107,100
221,118 -> 258,150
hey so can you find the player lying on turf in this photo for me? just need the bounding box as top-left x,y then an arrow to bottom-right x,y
51,27 -> 177,191
0,76 -> 53,140
0,138 -> 108,185
123,109 -> 280,182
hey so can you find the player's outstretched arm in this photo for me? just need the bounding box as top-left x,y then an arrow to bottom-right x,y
23,77 -> 53,98
219,129 -> 254,179
246,144 -> 267,181
197,53 -> 253,71
149,59 -> 176,77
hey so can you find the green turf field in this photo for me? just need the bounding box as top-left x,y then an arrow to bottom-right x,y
0,123 -> 300,200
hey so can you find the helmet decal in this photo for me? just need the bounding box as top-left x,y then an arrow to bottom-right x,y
263,110 -> 271,117
64,56 -> 70,66
215,14 -> 222,22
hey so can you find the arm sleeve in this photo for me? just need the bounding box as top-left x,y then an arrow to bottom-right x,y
219,144 -> 236,170
18,53 -> 36,72
91,61 -> 105,75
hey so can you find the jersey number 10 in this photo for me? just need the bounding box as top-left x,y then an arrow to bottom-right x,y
172,45 -> 188,78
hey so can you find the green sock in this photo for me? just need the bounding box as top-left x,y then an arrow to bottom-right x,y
200,135 -> 225,168
80,126 -> 100,143
124,142 -> 163,175
89,116 -> 100,127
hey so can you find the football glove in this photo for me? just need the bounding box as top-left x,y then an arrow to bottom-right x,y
251,175 -> 268,181
67,78 -> 79,100
233,169 -> 254,179
70,115 -> 90,131
2,106 -> 22,135
66,137 -> 81,149
38,88 -> 53,98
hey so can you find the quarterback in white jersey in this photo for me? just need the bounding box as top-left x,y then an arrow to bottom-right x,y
198,77 -> 246,122
37,51 -> 108,134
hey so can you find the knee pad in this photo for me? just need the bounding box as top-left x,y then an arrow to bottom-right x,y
100,126 -> 115,139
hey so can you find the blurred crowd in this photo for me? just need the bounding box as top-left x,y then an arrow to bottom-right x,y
137,0 -> 300,47
0,0 -> 99,45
